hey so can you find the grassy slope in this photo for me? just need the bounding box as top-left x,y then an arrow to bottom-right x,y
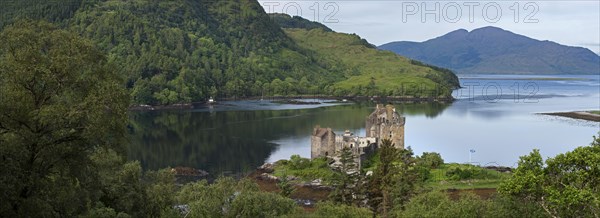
285,28 -> 452,97
426,163 -> 511,190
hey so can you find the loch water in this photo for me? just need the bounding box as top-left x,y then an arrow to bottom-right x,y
128,75 -> 600,174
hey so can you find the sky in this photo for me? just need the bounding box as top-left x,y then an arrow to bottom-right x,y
258,1 -> 600,54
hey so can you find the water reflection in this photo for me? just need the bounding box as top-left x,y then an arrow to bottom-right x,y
127,101 -> 451,174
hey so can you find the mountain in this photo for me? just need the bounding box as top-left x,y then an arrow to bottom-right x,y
1,0 -> 459,104
379,26 -> 600,75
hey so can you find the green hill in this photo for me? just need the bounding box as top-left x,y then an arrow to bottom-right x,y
1,0 -> 459,104
272,14 -> 459,97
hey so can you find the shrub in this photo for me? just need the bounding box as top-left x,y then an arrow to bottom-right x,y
417,152 -> 444,169
445,165 -> 482,181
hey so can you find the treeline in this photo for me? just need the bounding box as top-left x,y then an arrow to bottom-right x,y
269,13 -> 333,32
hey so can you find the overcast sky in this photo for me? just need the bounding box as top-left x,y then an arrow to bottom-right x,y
258,1 -> 600,54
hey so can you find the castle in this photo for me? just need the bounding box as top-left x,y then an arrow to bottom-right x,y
311,104 -> 405,166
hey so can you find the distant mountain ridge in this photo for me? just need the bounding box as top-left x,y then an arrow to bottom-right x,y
379,26 -> 600,75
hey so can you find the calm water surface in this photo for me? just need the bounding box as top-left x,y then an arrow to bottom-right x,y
128,75 -> 600,174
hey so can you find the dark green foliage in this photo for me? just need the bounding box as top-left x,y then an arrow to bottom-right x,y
289,154 -> 311,170
416,152 -> 444,169
277,174 -> 295,198
0,20 -> 129,216
395,191 -> 547,218
367,142 -> 426,216
270,13 -> 333,31
445,164 -> 485,181
330,147 -> 365,206
65,0 -> 350,104
3,0 -> 460,105
229,191 -> 298,217
274,156 -> 336,183
90,148 -> 177,217
499,135 -> 600,217
0,20 -> 178,218
0,0 -> 84,28
313,201 -> 373,218
391,147 -> 426,209
176,177 -> 298,217
368,139 -> 398,216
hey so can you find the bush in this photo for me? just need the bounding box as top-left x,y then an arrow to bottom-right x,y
230,191 -> 298,217
289,155 -> 311,170
314,202 -> 373,218
395,191 -> 546,218
417,152 -> 444,169
274,156 -> 336,183
445,165 -> 483,181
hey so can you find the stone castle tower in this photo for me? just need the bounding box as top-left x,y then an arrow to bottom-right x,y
310,126 -> 336,159
311,104 -> 406,161
366,104 -> 405,149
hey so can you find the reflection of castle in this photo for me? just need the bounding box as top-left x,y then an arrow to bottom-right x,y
311,104 -> 405,166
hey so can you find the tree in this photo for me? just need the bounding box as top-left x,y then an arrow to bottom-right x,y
368,139 -> 399,217
499,135 -> 600,217
277,174 -> 295,198
416,152 -> 444,169
0,21 -> 129,216
177,177 -> 298,218
368,140 -> 423,216
331,147 -> 364,206
391,147 -> 423,210
229,191 -> 298,217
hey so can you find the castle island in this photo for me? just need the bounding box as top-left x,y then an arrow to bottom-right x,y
311,104 -> 405,167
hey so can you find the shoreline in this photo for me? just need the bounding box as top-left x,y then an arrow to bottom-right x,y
539,111 -> 600,122
128,95 -> 455,111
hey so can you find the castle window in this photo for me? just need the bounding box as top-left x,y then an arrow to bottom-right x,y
325,152 -> 329,156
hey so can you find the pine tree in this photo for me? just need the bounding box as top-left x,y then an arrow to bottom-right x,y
368,139 -> 398,217
331,147 -> 365,206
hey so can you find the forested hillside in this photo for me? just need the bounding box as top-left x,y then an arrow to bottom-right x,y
69,0 -> 343,105
1,0 -> 459,105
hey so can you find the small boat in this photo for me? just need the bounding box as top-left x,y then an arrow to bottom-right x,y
208,97 -> 215,104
